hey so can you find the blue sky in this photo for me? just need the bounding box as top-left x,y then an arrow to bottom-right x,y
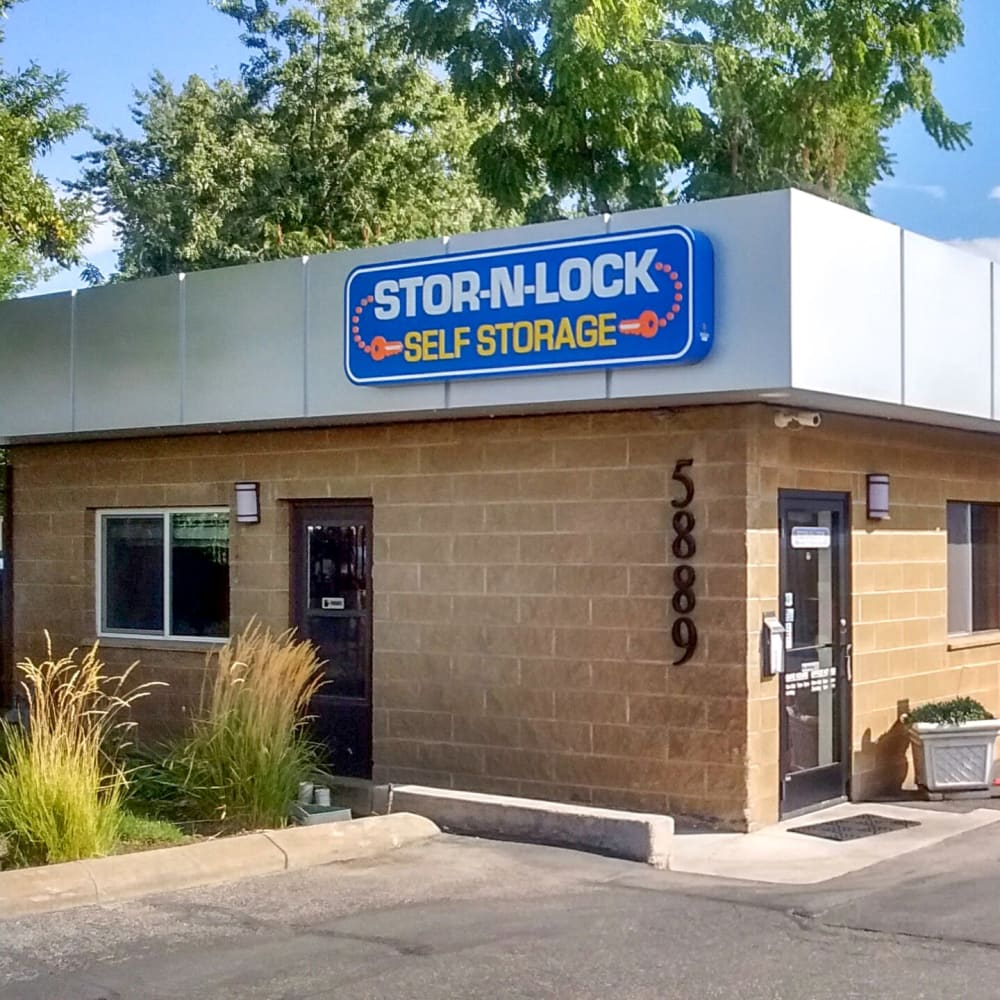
4,0 -> 1000,294
4,0 -> 247,292
868,0 -> 1000,253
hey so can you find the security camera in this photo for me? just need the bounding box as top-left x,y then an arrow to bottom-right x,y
774,410 -> 822,429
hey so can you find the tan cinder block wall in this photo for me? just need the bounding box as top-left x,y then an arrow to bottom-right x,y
746,407 -> 1000,827
8,405 -> 755,825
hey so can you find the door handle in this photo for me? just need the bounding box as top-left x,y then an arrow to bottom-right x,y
838,618 -> 852,682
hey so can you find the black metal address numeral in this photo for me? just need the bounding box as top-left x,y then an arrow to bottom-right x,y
672,564 -> 697,614
672,617 -> 698,665
671,509 -> 696,559
671,459 -> 698,666
670,458 -> 694,509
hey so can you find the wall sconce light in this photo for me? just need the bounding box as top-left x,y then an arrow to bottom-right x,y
235,481 -> 261,524
866,473 -> 890,521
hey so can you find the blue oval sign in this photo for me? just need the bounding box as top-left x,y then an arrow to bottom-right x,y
344,226 -> 714,385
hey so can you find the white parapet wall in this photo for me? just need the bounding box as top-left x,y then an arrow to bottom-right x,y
1,187 -> 998,443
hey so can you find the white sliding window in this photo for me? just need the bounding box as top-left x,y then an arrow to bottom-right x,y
97,509 -> 230,640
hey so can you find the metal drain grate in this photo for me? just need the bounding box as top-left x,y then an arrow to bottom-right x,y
789,813 -> 919,842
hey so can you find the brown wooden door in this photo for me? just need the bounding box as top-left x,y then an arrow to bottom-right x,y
290,500 -> 373,778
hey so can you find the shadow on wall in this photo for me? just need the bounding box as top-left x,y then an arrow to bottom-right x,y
853,699 -> 912,799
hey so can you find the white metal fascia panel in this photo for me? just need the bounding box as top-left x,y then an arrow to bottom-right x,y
902,230 -> 992,419
789,190 -> 903,404
0,292 -> 73,438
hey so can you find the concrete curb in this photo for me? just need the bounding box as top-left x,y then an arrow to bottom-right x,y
0,812 -> 439,921
374,785 -> 672,868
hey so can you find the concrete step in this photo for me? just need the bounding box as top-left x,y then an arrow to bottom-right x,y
373,784 -> 672,868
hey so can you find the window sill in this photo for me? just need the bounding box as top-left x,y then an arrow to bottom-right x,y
947,631 -> 1000,652
96,636 -> 228,654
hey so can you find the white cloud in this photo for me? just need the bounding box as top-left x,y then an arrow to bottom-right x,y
914,183 -> 946,200
989,186 -> 1000,201
83,214 -> 119,257
879,180 -> 947,200
949,237 -> 1000,261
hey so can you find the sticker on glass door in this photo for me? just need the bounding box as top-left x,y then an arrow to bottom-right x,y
790,526 -> 832,549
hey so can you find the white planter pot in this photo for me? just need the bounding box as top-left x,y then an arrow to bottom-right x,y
909,719 -> 1000,792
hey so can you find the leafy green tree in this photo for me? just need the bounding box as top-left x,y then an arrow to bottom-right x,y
405,0 -> 969,216
406,0 -> 702,219
81,0 -> 515,281
0,0 -> 91,297
685,0 -> 971,210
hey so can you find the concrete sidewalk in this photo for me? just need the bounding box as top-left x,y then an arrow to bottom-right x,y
669,800 -> 1000,884
0,812 -> 439,919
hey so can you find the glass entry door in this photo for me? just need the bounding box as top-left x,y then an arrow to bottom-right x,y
290,501 -> 373,778
778,491 -> 852,815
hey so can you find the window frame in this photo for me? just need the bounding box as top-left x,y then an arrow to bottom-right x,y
95,507 -> 231,643
947,499 -> 1000,637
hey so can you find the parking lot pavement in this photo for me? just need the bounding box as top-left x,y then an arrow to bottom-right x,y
4,829 -> 1000,999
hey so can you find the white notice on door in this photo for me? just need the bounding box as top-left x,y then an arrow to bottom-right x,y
790,526 -> 831,549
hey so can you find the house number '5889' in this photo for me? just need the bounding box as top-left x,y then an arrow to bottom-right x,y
671,459 -> 697,665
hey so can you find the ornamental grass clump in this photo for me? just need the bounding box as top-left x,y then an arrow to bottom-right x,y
171,621 -> 325,832
0,637 -> 156,866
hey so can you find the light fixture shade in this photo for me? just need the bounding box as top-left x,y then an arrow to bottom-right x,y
866,473 -> 890,520
235,481 -> 261,524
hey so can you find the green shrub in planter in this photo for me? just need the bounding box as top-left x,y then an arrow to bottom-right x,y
906,697 -> 1000,794
906,697 -> 993,726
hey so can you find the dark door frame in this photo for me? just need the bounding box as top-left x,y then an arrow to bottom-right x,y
0,462 -> 12,710
288,498 -> 374,779
778,489 -> 853,816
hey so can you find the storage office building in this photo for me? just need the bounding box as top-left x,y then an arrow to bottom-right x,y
2,188 -> 999,829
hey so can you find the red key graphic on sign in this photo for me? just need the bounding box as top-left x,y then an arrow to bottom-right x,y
351,296 -> 403,362
617,260 -> 683,338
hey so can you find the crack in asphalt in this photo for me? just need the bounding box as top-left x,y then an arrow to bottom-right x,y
796,911 -> 1000,955
591,873 -> 1000,957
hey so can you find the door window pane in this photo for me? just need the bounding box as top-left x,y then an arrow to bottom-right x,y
309,615 -> 368,698
307,524 -> 368,612
783,645 -> 839,772
784,511 -> 835,650
171,512 -> 230,638
103,516 -> 164,633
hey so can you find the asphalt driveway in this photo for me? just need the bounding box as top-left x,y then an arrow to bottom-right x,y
3,819 -> 1000,999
